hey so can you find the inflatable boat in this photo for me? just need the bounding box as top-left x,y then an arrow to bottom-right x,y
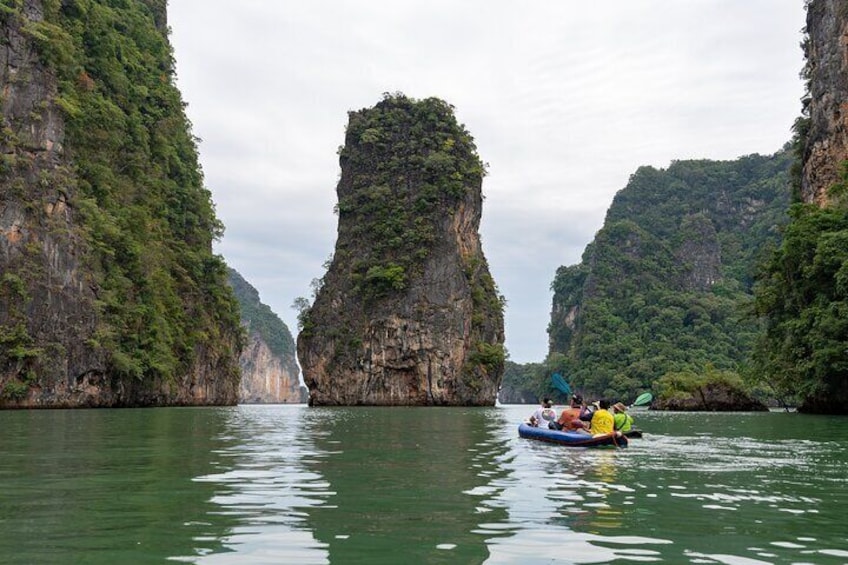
518,423 -> 628,448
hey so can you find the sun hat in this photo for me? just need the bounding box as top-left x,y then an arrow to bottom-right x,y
612,402 -> 627,412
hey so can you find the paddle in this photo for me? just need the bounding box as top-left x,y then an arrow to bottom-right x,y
633,392 -> 653,406
551,373 -> 571,396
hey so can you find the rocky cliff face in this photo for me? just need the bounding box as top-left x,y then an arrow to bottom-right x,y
239,333 -> 306,403
0,0 -> 102,405
801,0 -> 848,204
297,94 -> 504,406
675,214 -> 722,292
228,268 -> 305,404
0,1 -> 241,407
752,0 -> 848,415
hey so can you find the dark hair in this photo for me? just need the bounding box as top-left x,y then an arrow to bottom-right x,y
542,397 -> 552,407
571,394 -> 583,405
599,399 -> 610,409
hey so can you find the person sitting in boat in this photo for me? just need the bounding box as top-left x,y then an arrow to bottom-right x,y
587,399 -> 615,436
527,397 -> 557,428
612,402 -> 634,432
579,398 -> 595,424
552,394 -> 585,431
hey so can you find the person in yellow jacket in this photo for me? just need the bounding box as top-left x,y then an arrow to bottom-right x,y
588,399 -> 615,435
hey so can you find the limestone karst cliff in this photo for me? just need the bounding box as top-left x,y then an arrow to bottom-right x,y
297,94 -> 504,406
0,0 -> 241,407
239,334 -> 306,404
800,0 -> 848,205
228,269 -> 305,404
752,0 -> 848,414
547,153 -> 792,400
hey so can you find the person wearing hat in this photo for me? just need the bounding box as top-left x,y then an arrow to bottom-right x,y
527,397 -> 558,428
612,402 -> 634,432
553,394 -> 586,431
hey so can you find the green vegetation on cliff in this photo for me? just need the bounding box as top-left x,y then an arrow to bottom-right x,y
1,1 -> 241,388
751,8 -> 848,414
544,152 -> 792,401
305,93 -> 503,365
754,181 -> 848,413
299,93 -> 504,405
653,365 -> 768,411
227,268 -> 295,360
334,93 -> 488,299
498,355 -> 570,404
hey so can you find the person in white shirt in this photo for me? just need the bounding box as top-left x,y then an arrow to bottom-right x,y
528,397 -> 558,429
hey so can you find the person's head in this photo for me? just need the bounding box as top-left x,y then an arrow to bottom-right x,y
599,399 -> 610,410
571,394 -> 583,407
542,397 -> 552,408
612,402 -> 627,413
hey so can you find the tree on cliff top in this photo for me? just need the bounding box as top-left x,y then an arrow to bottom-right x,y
333,92 -> 488,302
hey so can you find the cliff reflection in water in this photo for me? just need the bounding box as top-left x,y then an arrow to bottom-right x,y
185,405 -> 332,563
0,407 -> 238,563
178,406 -> 848,564
303,407 -> 513,564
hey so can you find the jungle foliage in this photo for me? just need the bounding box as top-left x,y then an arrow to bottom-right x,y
300,93 -> 504,393
7,0 -> 241,383
228,268 -> 295,361
748,14 -> 848,413
541,151 -> 793,402
753,184 -> 848,413
334,93 -> 488,301
653,364 -> 770,410
498,354 -> 572,405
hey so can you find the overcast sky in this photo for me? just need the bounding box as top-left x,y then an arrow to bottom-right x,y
168,1 -> 806,364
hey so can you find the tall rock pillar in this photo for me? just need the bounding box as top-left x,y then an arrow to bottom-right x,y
297,94 -> 504,406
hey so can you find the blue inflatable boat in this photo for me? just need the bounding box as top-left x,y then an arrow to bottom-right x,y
518,423 -> 628,448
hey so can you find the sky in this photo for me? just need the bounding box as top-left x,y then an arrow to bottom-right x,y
167,1 -> 806,364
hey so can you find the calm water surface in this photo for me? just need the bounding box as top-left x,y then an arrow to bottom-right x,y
0,405 -> 846,564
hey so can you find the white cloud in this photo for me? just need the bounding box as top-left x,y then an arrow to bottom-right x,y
169,0 -> 806,363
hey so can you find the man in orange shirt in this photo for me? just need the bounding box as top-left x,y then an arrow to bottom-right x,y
553,394 -> 585,431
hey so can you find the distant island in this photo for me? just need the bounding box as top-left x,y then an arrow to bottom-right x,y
228,268 -> 306,404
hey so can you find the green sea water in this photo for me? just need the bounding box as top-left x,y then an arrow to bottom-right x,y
0,405 -> 846,564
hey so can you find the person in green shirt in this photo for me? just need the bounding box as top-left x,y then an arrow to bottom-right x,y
612,402 -> 634,432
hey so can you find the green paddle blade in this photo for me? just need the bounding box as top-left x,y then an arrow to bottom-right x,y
551,373 -> 571,395
633,392 -> 653,406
